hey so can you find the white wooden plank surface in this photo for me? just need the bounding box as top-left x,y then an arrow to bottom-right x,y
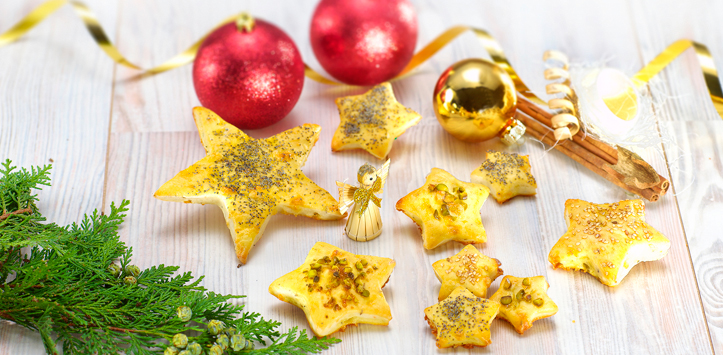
632,1 -> 723,352
3,0 -> 723,354
663,121 -> 723,353
0,1 -> 118,354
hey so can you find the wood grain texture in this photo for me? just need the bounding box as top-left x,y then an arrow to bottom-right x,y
631,0 -> 723,123
0,1 -> 118,354
663,121 -> 723,353
2,0 -> 723,354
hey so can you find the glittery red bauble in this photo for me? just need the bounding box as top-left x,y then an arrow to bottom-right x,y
310,0 -> 418,86
193,20 -> 304,130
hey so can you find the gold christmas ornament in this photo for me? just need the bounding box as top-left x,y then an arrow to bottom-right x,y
433,58 -> 525,144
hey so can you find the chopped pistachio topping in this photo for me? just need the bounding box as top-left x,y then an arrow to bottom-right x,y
522,277 -> 531,286
500,296 -> 512,305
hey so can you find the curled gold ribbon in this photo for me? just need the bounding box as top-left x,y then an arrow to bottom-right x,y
0,0 -> 239,74
632,39 -> 723,117
399,25 -> 546,105
304,25 -> 547,106
1,0 -> 722,119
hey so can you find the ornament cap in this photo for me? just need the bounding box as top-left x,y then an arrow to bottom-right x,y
235,12 -> 255,32
500,119 -> 526,145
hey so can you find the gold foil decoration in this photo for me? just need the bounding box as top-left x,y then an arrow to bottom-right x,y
542,50 -> 580,141
1,1 -> 722,119
336,160 -> 390,242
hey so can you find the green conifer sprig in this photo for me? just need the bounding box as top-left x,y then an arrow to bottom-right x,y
0,160 -> 340,355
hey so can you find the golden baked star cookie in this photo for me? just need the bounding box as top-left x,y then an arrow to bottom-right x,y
268,242 -> 395,337
470,150 -> 537,203
396,168 -> 490,249
332,82 -> 421,159
432,245 -> 503,301
154,107 -> 343,265
424,287 -> 500,349
548,199 -> 670,286
489,275 -> 558,334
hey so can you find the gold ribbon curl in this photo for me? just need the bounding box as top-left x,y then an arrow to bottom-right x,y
632,39 -> 723,117
1,0 -> 722,118
0,0 -> 240,74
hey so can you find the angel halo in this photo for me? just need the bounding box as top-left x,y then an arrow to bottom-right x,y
336,160 -> 391,242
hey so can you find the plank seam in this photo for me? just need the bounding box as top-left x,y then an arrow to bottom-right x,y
628,3 -> 715,351
100,1 -> 122,214
656,114 -> 715,355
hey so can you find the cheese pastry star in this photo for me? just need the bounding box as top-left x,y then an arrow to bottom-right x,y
396,168 -> 490,249
432,245 -> 503,301
424,287 -> 500,349
269,242 -> 395,337
489,276 -> 558,334
332,82 -> 421,159
548,199 -> 670,286
471,150 -> 537,203
154,107 -> 342,265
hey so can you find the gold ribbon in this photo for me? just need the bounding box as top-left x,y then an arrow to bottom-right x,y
0,0 -> 239,74
632,39 -> 723,117
1,0 -> 722,118
303,25 -> 547,105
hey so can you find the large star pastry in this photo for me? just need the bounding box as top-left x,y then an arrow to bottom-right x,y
470,150 -> 537,203
268,242 -> 395,337
154,107 -> 342,265
488,275 -> 558,334
432,245 -> 503,301
424,287 -> 500,349
332,82 -> 421,159
396,168 -> 490,249
548,199 -> 671,286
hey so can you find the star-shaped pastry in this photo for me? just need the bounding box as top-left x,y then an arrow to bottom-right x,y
332,82 -> 421,159
470,150 -> 537,203
488,275 -> 558,334
424,287 -> 500,349
268,242 -> 395,337
396,168 -> 490,249
154,107 -> 342,265
548,199 -> 670,286
432,245 -> 503,301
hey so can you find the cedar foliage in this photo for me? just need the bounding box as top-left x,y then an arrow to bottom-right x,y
0,160 -> 339,354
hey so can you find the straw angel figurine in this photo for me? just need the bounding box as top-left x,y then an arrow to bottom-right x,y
336,160 -> 391,242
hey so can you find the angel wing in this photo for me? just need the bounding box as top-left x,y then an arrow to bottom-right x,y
372,159 -> 391,194
336,181 -> 358,215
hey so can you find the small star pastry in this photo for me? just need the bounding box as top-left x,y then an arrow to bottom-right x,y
424,287 -> 500,349
489,276 -> 558,334
548,199 -> 670,286
268,242 -> 395,337
332,82 -> 421,159
154,107 -> 342,265
471,150 -> 537,203
396,168 -> 490,249
432,245 -> 503,301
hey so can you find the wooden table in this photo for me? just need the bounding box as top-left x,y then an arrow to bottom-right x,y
2,1 -> 722,354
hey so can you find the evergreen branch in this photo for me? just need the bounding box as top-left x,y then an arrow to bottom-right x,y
0,207 -> 33,220
0,160 -> 340,355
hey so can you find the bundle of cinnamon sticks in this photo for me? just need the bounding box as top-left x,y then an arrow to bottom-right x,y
515,98 -> 669,202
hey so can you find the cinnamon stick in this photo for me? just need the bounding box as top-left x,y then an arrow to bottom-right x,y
517,113 -> 660,202
517,98 -> 618,164
517,97 -> 669,196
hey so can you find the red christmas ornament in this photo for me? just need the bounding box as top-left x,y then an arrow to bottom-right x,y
193,17 -> 304,130
310,0 -> 418,86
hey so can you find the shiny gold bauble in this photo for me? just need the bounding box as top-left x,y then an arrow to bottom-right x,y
433,58 -> 518,142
